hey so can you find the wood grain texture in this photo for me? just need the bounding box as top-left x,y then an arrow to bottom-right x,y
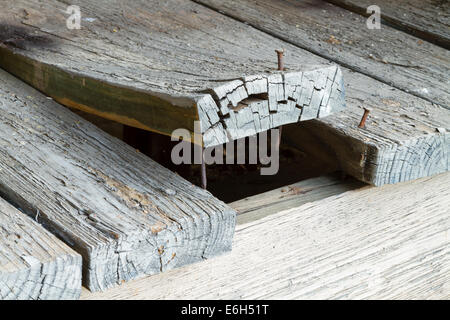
1,0 -> 446,186
325,0 -> 450,49
0,69 -> 236,292
0,0 -> 345,147
81,172 -> 450,300
197,0 -> 450,108
0,197 -> 82,300
196,0 -> 450,186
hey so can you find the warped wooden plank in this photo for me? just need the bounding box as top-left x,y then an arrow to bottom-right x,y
233,174 -> 364,225
0,69 -> 236,292
197,0 -> 450,108
81,172 -> 450,299
326,0 -> 450,49
0,0 -> 346,148
0,197 -> 82,300
195,0 -> 450,186
0,3 -> 447,184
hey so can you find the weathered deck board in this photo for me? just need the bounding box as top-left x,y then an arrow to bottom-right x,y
281,87 -> 449,186
0,0 -> 346,148
0,197 -> 82,300
0,69 -> 236,292
197,0 -> 450,107
195,0 -> 450,186
1,1 -> 448,187
81,172 -> 450,300
234,174 -> 364,225
0,0 -> 450,185
326,0 -> 450,49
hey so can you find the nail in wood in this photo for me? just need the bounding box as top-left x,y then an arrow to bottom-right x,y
275,49 -> 285,71
358,107 -> 372,129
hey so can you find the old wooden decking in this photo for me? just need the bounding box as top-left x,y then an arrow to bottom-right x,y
0,197 -> 82,299
0,0 -> 449,299
1,0 -> 446,185
82,172 -> 450,300
0,0 -> 346,148
0,68 -> 236,292
197,0 -> 450,186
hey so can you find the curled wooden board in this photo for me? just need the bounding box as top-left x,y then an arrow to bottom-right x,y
0,0 -> 345,148
198,67 -> 345,147
0,69 -> 236,292
195,0 -> 450,186
0,197 -> 82,300
0,0 -> 447,186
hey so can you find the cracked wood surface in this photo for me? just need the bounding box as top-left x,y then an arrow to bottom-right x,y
0,68 -> 236,292
326,0 -> 450,50
0,0 -> 345,148
196,0 -> 450,186
82,172 -> 450,300
1,0 -> 447,186
197,0 -> 450,108
197,66 -> 345,146
0,196 -> 82,300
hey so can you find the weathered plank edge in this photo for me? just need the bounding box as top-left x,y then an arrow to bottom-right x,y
198,65 -> 346,147
0,46 -> 346,148
284,120 -> 450,186
0,197 -> 82,300
0,68 -> 237,292
0,45 -> 199,139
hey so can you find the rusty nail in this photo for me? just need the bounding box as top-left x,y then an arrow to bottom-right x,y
275,49 -> 285,71
358,107 -> 372,128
